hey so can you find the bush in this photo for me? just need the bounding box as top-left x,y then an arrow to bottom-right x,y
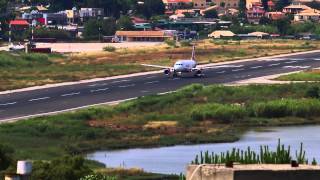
250,99 -> 320,118
103,46 -> 116,52
180,40 -> 192,47
190,103 -> 247,123
165,39 -> 177,47
305,86 -> 320,98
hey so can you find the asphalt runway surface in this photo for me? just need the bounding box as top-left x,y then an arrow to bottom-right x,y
1,51 -> 320,121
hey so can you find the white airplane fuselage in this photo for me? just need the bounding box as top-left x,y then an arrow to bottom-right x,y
173,60 -> 197,72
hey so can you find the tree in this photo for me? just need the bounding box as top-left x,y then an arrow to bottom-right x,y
0,0 -> 7,14
259,16 -> 272,25
275,0 -> 291,11
204,9 -> 218,18
306,0 -> 320,9
238,0 -> 246,20
31,156 -> 92,180
0,144 -> 14,171
273,17 -> 291,35
83,18 -> 117,40
137,0 -> 165,19
117,15 -> 134,30
261,0 -> 268,11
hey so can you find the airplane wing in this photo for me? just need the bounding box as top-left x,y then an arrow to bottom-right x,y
141,64 -> 171,69
200,65 -> 244,70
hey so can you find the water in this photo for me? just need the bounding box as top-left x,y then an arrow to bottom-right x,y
87,125 -> 320,174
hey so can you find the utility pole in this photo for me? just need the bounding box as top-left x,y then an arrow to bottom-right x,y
9,24 -> 11,44
99,27 -> 101,42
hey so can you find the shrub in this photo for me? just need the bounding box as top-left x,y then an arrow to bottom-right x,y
180,40 -> 192,47
305,86 -> 320,98
190,103 -> 246,123
103,46 -> 116,52
165,39 -> 177,47
250,99 -> 320,118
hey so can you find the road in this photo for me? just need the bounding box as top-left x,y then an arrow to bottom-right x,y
1,51 -> 320,121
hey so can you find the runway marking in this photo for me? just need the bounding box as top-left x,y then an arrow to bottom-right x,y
29,97 -> 50,102
269,63 -> 280,66
313,58 -> 320,61
111,79 -> 131,84
119,84 -> 135,88
264,58 -> 285,61
251,66 -> 263,69
146,76 -> 156,79
214,65 -> 244,68
232,68 -> 244,72
145,81 -> 159,84
289,58 -> 304,61
283,66 -> 310,69
169,78 -> 180,81
88,83 -> 108,87
88,84 -> 99,87
0,102 -> 17,106
216,71 -> 226,74
90,88 -> 109,93
141,90 -> 150,93
61,92 -> 81,97
284,61 -> 297,64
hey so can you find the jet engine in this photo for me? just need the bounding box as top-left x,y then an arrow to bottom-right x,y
164,69 -> 171,75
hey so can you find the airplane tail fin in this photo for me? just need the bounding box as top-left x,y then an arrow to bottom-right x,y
191,45 -> 195,60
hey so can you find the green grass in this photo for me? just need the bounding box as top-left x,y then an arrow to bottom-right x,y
2,83 -> 320,161
0,39 -> 319,91
277,71 -> 320,81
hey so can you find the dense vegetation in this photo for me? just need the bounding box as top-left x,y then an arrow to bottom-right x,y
277,70 -> 320,82
191,140 -> 317,165
0,40 -> 317,91
1,83 -> 320,160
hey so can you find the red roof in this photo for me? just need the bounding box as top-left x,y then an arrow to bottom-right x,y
10,20 -> 29,26
268,0 -> 275,6
167,0 -> 192,3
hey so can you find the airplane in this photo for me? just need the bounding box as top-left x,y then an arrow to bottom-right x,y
8,43 -> 25,51
141,46 -> 204,77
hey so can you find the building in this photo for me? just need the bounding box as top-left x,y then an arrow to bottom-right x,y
247,2 -> 265,24
246,0 -> 261,9
9,19 -> 29,30
115,31 -> 173,42
79,8 -> 104,22
163,0 -> 193,10
193,0 -> 238,9
66,7 -> 80,24
283,4 -> 311,14
265,11 -> 286,20
208,30 -> 235,38
43,12 -> 68,25
294,8 -> 320,21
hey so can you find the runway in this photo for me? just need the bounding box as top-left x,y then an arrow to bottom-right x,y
1,51 -> 320,121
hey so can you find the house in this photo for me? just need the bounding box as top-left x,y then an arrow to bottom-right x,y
115,31 -> 174,42
294,8 -> 320,22
162,0 -> 193,10
43,12 -> 67,25
246,0 -> 261,9
9,19 -> 29,30
66,7 -> 80,24
283,4 -> 311,14
248,31 -> 270,38
265,12 -> 286,20
208,30 -> 235,38
193,0 -> 238,9
22,10 -> 46,25
247,2 -> 265,24
79,8 -> 104,22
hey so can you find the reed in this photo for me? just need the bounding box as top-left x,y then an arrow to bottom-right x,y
191,140 -> 315,165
